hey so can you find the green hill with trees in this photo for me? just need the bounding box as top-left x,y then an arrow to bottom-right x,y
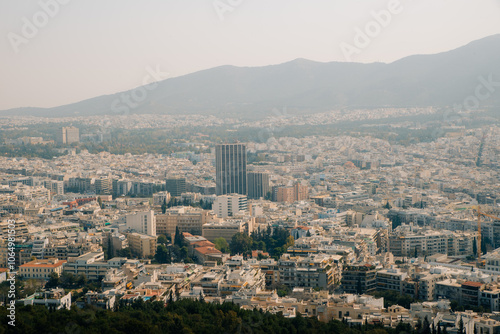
0,298 -> 419,334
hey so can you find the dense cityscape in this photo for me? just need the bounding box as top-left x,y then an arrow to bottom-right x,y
0,113 -> 499,333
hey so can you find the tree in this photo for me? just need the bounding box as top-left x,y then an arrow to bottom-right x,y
265,191 -> 272,201
473,238 -> 478,257
168,290 -> 173,303
199,291 -> 204,303
458,317 -> 464,334
116,247 -> 132,258
174,226 -> 184,247
98,197 -> 104,209
230,233 -> 253,256
155,245 -> 170,264
61,272 -> 76,288
179,246 -> 189,261
105,241 -> 113,260
257,253 -> 268,260
161,198 -> 167,214
214,237 -> 230,253
423,316 -> 431,334
76,274 -> 88,287
45,272 -> 61,289
157,234 -> 169,245
284,236 -> 295,249
416,319 -> 422,332
175,285 -> 180,300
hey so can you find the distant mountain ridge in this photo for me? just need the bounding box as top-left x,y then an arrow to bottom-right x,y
2,34 -> 500,118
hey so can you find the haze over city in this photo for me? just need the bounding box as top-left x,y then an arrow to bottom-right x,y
1,0 -> 500,110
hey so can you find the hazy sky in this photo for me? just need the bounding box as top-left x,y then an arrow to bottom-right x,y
1,0 -> 500,110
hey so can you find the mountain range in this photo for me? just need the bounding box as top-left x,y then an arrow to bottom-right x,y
2,34 -> 500,118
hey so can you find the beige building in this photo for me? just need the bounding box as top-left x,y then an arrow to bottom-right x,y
127,232 -> 157,258
274,183 -> 309,203
156,207 -> 212,239
59,126 -> 80,144
19,258 -> 66,280
202,220 -> 246,242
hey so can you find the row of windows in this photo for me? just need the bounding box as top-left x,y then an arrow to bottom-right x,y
27,273 -> 49,278
22,267 -> 56,273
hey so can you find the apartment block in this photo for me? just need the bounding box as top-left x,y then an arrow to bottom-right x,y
341,264 -> 377,294
125,210 -> 156,236
156,207 -> 211,239
213,194 -> 248,218
127,232 -> 157,258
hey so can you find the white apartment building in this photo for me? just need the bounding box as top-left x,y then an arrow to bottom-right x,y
153,191 -> 171,206
125,210 -> 156,236
484,248 -> 500,272
213,194 -> 247,218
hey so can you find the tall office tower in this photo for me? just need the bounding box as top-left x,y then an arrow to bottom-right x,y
215,143 -> 247,195
247,172 -> 270,199
165,178 -> 186,197
59,127 -> 80,144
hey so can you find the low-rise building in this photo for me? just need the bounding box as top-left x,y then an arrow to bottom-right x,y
18,288 -> 72,310
19,258 -> 66,280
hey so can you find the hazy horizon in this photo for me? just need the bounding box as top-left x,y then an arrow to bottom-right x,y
1,0 -> 500,110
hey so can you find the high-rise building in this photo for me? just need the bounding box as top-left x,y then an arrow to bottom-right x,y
247,172 -> 270,199
165,178 -> 186,197
59,127 -> 80,144
215,143 -> 247,195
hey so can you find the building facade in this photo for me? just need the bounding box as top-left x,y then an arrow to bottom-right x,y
215,144 -> 247,196
213,194 -> 248,218
165,178 -> 187,197
247,172 -> 270,199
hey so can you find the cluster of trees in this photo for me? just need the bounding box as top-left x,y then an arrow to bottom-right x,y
155,234 -> 172,264
0,143 -> 63,159
229,227 -> 295,259
0,279 -> 37,304
45,272 -> 88,289
0,298 -> 430,334
171,227 -> 195,263
213,237 -> 230,253
165,197 -> 212,211
369,290 -> 420,309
